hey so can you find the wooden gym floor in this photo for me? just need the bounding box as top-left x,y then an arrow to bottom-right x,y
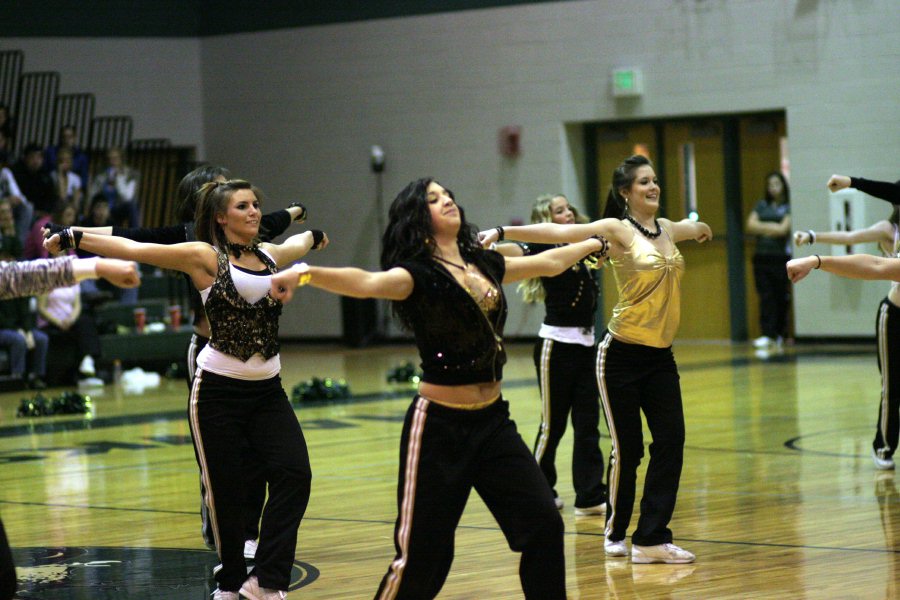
0,341 -> 897,599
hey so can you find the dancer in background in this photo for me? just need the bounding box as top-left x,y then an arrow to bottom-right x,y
271,177 -> 608,599
491,193 -> 607,516
479,154 -> 711,564
47,179 -> 325,600
794,173 -> 900,470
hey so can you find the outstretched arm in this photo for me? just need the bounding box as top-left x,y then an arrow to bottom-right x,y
0,256 -> 139,299
828,174 -> 900,204
663,218 -> 713,244
502,237 -> 606,283
262,230 -> 328,267
793,221 -> 893,248
480,218 -> 629,248
787,254 -> 900,284
270,263 -> 413,304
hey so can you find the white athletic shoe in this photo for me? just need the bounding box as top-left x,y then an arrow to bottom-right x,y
873,449 -> 896,470
574,503 -> 606,516
631,542 -> 695,564
752,336 -> 773,348
553,496 -> 564,510
240,575 -> 287,600
211,589 -> 239,600
604,537 -> 628,557
244,539 -> 258,559
78,354 -> 96,376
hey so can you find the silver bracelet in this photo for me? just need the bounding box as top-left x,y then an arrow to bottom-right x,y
807,229 -> 816,244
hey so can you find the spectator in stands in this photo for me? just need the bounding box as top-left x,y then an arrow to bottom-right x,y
90,146 -> 139,227
50,148 -> 83,210
75,194 -> 137,305
25,200 -> 76,260
0,130 -> 10,158
44,125 -> 89,192
12,142 -> 57,218
0,199 -> 23,262
0,227 -> 48,390
1,151 -> 33,244
37,273 -> 102,385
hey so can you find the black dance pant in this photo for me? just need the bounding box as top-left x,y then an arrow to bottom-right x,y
532,338 -> 606,508
597,333 -> 685,546
186,334 -> 266,548
375,396 -> 566,600
752,253 -> 791,339
189,370 -> 311,592
875,298 -> 900,460
0,517 -> 15,600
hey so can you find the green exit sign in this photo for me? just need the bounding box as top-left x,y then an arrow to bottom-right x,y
612,68 -> 643,97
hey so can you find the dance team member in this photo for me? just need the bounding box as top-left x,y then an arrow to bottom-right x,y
271,177 -> 608,599
48,179 -> 324,599
795,173 -> 900,470
491,193 -> 607,515
0,254 -> 138,600
480,154 -> 711,564
44,165 -> 306,552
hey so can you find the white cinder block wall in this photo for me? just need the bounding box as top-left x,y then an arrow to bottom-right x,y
5,0 -> 900,339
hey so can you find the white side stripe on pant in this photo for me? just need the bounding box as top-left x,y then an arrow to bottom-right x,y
596,333 -> 620,540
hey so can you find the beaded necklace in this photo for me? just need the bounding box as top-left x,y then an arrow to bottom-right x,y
625,214 -> 662,239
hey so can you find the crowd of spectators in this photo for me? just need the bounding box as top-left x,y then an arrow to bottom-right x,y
0,113 -> 141,389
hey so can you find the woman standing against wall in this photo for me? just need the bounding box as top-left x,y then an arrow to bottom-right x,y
492,194 -> 607,516
480,154 -> 711,564
746,172 -> 792,351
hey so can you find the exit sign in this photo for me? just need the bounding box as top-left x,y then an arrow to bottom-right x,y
612,68 -> 643,97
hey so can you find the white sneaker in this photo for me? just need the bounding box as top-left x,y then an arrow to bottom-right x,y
240,575 -> 287,600
574,503 -> 606,516
244,538 -> 258,559
873,449 -> 896,470
553,496 -> 564,510
78,355 -> 96,376
752,336 -> 773,349
211,589 -> 239,600
604,537 -> 628,557
631,542 -> 695,564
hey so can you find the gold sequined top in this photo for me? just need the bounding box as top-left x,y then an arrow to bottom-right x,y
607,222 -> 685,348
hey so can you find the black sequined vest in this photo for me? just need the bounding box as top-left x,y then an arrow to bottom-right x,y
205,249 -> 282,361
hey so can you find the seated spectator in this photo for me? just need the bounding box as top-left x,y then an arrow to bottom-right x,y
0,130 -> 10,158
12,142 -> 58,218
0,150 -> 33,245
44,125 -> 89,192
0,235 -> 47,390
0,199 -> 23,262
37,279 -> 102,385
50,148 -> 83,210
89,147 -> 139,228
24,200 -> 76,260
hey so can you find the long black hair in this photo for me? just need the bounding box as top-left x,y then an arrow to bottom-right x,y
380,177 -> 482,270
176,165 -> 232,223
602,154 -> 653,219
764,171 -> 790,205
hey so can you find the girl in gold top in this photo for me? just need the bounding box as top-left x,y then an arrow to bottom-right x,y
479,154 -> 711,564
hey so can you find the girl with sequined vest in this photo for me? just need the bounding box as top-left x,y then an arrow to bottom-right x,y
480,155 -> 712,565
791,174 -> 900,472
270,178 -> 608,600
46,179 -> 327,600
492,194 -> 607,516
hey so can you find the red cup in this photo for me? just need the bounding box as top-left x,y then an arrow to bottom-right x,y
168,304 -> 182,330
133,307 -> 147,333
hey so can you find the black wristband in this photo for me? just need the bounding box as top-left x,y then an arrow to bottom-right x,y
58,228 -> 73,250
495,226 -> 505,241
45,222 -> 65,235
289,202 -> 307,222
311,229 -> 325,249
814,254 -> 821,269
590,234 -> 609,258
73,230 -> 83,249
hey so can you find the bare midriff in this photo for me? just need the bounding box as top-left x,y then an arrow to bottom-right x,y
418,380 -> 501,410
